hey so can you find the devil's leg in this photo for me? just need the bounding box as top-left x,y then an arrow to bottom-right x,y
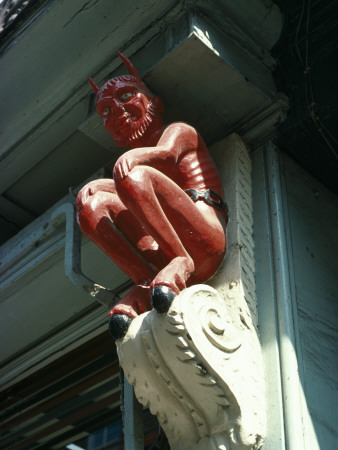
77,180 -> 156,284
77,179 -> 165,337
109,284 -> 152,318
108,284 -> 152,339
115,167 -> 226,312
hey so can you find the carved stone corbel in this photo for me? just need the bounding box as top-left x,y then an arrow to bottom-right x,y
117,135 -> 266,449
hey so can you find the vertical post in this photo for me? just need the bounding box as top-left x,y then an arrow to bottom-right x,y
123,376 -> 144,449
265,143 -> 306,450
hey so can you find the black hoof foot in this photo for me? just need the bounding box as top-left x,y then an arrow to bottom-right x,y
151,285 -> 176,314
109,313 -> 132,340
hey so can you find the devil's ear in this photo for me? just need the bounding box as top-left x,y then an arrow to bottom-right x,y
88,76 -> 99,93
117,51 -> 142,83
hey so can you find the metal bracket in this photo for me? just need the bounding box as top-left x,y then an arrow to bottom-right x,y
123,374 -> 144,449
50,201 -> 132,308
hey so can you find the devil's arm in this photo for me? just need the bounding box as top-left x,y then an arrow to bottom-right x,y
113,123 -> 200,181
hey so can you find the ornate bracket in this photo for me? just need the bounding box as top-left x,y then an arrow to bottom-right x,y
117,284 -> 264,449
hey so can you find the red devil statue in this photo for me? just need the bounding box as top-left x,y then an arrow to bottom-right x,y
76,52 -> 228,339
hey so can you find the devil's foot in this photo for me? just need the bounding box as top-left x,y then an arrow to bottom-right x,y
109,284 -> 152,318
151,285 -> 176,314
109,313 -> 133,340
150,257 -> 193,313
150,256 -> 194,294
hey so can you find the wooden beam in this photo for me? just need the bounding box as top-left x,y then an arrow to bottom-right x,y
0,332 -> 115,411
8,391 -> 121,450
1,363 -> 119,433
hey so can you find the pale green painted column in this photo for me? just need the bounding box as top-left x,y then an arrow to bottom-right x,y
252,143 -> 337,449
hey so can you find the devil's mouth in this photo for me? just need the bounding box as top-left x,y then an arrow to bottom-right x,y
117,114 -> 140,128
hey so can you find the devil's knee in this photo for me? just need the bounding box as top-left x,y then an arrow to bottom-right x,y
76,184 -> 99,231
76,180 -> 124,234
117,166 -> 152,199
76,185 -> 90,215
77,179 -> 115,208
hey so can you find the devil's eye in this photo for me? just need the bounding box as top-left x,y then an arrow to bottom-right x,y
103,107 -> 110,116
120,92 -> 133,100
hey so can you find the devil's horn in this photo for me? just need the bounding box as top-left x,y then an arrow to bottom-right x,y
117,51 -> 142,82
88,76 -> 100,93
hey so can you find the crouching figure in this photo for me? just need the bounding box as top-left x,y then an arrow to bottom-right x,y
76,52 -> 228,339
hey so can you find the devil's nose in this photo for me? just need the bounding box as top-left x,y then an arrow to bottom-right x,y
110,99 -> 124,111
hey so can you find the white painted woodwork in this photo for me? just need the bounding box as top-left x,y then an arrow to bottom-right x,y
281,152 -> 338,450
252,145 -> 338,449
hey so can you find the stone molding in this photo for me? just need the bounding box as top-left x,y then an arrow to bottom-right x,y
117,135 -> 266,449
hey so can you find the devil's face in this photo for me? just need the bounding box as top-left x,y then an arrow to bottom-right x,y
96,77 -> 158,147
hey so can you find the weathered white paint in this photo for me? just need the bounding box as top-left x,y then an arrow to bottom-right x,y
265,144 -> 305,450
251,147 -> 285,449
252,144 -> 338,449
280,151 -> 338,450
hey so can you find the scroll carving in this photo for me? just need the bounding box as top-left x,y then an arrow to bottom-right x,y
117,284 -> 265,449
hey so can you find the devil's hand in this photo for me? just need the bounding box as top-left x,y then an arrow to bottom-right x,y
113,153 -> 137,182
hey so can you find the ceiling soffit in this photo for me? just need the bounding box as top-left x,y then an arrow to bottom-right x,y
0,0 -> 282,184
0,0 -> 283,245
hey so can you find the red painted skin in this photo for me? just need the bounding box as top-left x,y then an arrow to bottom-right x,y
76,56 -> 227,319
